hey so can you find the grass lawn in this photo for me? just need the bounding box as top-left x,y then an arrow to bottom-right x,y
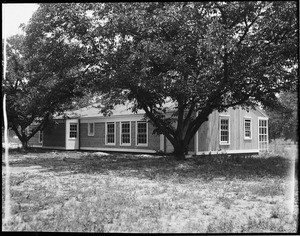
2,146 -> 298,233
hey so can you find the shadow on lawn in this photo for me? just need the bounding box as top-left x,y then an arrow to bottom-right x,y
4,149 -> 295,181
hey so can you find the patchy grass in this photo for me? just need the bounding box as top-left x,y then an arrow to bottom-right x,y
268,139 -> 298,158
2,148 -> 298,233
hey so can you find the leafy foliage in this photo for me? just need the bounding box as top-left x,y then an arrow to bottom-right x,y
2,31 -> 88,149
266,92 -> 298,142
23,2 -> 298,158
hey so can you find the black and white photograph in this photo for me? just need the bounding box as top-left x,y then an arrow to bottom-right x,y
2,2 -> 298,233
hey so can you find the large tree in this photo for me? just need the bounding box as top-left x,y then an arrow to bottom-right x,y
2,32 -> 88,149
24,2 -> 298,159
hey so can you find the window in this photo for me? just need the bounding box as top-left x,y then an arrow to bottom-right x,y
39,131 -> 43,143
244,118 -> 252,139
259,119 -> 268,152
106,122 -> 115,145
120,122 -> 131,145
69,123 -> 78,138
88,123 -> 95,136
220,116 -> 230,145
136,122 -> 148,146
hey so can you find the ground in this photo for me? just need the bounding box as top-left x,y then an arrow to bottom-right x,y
1,141 -> 298,233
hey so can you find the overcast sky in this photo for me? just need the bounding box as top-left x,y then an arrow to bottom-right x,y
2,3 -> 39,38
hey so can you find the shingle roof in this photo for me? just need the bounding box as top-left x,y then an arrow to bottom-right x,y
60,99 -> 176,119
56,100 -> 268,119
64,103 -> 145,118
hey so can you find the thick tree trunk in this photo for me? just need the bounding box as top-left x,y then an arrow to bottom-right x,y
173,142 -> 187,161
21,139 -> 28,151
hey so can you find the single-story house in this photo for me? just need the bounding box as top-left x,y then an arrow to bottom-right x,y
28,103 -> 269,155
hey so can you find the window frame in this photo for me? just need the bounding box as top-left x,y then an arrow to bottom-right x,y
244,117 -> 252,140
219,115 -> 230,145
105,122 -> 116,145
120,121 -> 131,146
69,123 -> 78,139
88,122 -> 95,136
38,130 -> 43,144
258,118 -> 268,152
136,121 -> 148,146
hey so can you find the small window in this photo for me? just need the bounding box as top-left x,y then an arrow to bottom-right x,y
88,123 -> 95,136
244,118 -> 252,139
220,116 -> 230,145
120,122 -> 131,145
137,122 -> 148,146
106,122 -> 115,145
39,131 -> 43,143
69,123 -> 78,138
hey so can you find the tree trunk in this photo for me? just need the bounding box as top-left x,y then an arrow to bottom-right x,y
21,139 -> 28,151
173,142 -> 187,161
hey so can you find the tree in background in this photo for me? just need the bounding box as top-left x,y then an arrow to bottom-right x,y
267,92 -> 298,143
2,33 -> 89,149
24,2 -> 298,159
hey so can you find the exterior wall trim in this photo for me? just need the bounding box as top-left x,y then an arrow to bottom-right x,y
42,146 -> 66,150
30,144 -> 43,148
196,149 -> 259,155
195,111 -> 199,153
80,146 -> 156,153
159,135 -> 164,151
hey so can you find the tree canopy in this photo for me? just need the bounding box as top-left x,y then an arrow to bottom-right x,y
2,32 -> 88,149
23,2 -> 298,159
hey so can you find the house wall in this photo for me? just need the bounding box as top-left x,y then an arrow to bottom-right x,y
43,120 -> 66,148
197,107 -> 263,154
79,119 -> 160,152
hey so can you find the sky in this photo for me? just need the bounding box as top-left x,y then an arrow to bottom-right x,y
2,3 -> 39,38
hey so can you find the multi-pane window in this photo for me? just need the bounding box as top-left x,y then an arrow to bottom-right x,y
220,116 -> 230,144
259,119 -> 268,152
121,122 -> 131,145
69,123 -> 77,138
244,118 -> 252,139
106,122 -> 115,144
88,123 -> 94,136
137,122 -> 147,145
39,131 -> 43,143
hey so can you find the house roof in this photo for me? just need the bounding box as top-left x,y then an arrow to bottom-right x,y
251,107 -> 269,118
63,103 -> 145,119
60,99 -> 177,119
57,100 -> 268,119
